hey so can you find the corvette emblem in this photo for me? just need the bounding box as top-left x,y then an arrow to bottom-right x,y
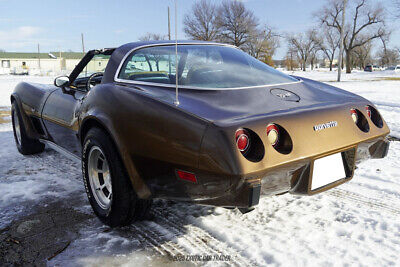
313,121 -> 338,131
270,89 -> 300,102
277,92 -> 292,98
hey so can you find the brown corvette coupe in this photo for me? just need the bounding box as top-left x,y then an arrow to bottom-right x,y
11,41 -> 390,226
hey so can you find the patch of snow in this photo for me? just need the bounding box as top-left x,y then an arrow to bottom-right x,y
0,128 -> 83,228
0,75 -> 54,107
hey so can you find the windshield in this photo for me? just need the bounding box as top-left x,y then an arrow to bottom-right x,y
118,45 -> 298,89
77,55 -> 110,78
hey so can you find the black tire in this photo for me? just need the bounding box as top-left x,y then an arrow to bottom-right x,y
11,101 -> 44,155
82,127 -> 152,227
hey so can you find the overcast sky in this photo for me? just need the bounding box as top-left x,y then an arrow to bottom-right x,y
0,0 -> 399,59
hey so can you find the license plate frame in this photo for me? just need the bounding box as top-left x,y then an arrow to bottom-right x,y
311,152 -> 346,190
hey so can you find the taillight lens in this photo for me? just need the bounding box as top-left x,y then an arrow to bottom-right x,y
266,124 -> 279,146
176,170 -> 197,183
365,106 -> 371,118
350,109 -> 358,123
365,105 -> 383,128
350,108 -> 370,132
235,129 -> 250,152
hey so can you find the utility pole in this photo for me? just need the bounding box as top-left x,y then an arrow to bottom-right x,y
337,0 -> 347,82
37,43 -> 41,70
168,6 -> 171,40
58,45 -> 62,72
81,33 -> 87,76
81,33 -> 85,54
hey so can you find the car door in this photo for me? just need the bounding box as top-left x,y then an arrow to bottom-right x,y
41,88 -> 86,156
40,49 -> 113,157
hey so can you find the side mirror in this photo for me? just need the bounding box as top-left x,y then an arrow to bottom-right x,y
54,76 -> 70,88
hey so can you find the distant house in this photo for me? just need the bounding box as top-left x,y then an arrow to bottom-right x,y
323,58 -> 339,68
0,51 -> 107,75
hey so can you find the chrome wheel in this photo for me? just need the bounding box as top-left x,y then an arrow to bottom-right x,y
88,146 -> 112,209
13,109 -> 21,145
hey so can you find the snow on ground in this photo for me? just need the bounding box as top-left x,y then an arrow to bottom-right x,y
0,75 -> 54,107
0,73 -> 399,266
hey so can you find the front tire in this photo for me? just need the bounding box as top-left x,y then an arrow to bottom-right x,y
11,101 -> 44,155
82,127 -> 151,227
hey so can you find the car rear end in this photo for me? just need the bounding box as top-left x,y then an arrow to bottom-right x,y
170,77 -> 390,210
192,100 -> 389,209
364,65 -> 372,72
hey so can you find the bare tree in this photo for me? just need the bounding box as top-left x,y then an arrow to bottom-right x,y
309,48 -> 320,70
139,33 -> 167,41
288,29 -> 319,71
183,0 -> 219,41
318,26 -> 340,71
377,47 -> 399,67
216,0 -> 258,48
319,0 -> 387,73
285,47 -> 298,71
245,26 -> 280,65
393,0 -> 400,18
377,32 -> 397,67
352,40 -> 372,69
138,33 -> 167,71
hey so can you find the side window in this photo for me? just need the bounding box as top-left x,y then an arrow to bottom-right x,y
124,54 -> 151,73
118,46 -> 176,84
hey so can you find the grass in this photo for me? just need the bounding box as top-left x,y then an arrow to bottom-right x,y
0,109 -> 11,124
378,77 -> 400,81
325,77 -> 400,82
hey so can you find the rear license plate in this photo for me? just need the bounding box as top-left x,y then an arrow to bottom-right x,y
311,152 -> 346,190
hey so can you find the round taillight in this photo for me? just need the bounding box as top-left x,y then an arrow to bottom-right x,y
266,124 -> 279,146
350,109 -> 358,123
365,105 -> 383,128
235,129 -> 250,152
365,106 -> 371,118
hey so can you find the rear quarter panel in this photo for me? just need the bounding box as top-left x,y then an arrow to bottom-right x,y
80,83 -> 210,199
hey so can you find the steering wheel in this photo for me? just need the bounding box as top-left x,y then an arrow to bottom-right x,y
86,72 -> 104,90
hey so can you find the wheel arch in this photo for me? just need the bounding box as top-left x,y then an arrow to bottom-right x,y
10,93 -> 40,139
80,116 -> 152,199
10,94 -> 16,103
79,116 -> 113,146
10,93 -> 22,110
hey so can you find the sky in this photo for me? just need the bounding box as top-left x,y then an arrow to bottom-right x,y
0,0 -> 399,59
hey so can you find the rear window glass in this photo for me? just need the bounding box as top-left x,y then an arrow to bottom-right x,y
118,45 -> 298,89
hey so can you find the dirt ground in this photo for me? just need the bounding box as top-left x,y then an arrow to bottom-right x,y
0,200 -> 92,266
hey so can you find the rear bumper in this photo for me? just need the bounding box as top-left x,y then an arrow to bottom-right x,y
195,137 -> 389,208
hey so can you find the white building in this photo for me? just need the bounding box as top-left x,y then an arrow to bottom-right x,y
0,52 -> 104,75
